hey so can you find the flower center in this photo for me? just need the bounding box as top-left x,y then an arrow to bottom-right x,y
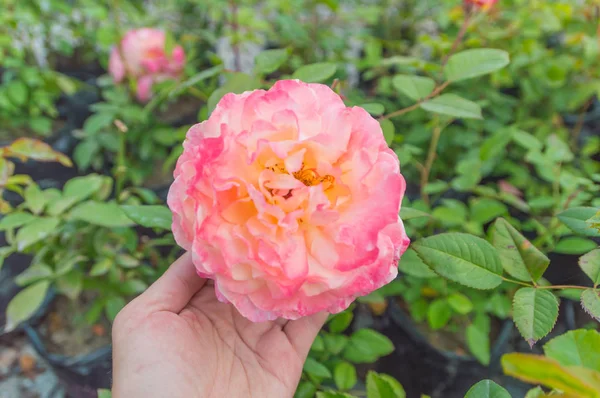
269,162 -> 334,190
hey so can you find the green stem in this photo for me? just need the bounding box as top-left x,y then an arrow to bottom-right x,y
535,285 -> 587,291
188,86 -> 208,101
379,81 -> 450,121
501,276 -> 587,291
420,118 -> 453,205
501,276 -> 532,288
115,127 -> 126,201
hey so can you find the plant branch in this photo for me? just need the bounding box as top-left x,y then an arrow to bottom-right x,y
536,285 -> 587,291
501,276 -> 587,291
501,277 -> 532,288
420,120 -> 444,205
379,81 -> 450,121
441,8 -> 473,66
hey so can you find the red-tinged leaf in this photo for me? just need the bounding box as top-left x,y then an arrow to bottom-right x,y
3,138 -> 72,167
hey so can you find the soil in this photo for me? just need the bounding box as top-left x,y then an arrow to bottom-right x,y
156,96 -> 204,127
414,322 -> 468,356
142,161 -> 175,190
37,295 -> 111,358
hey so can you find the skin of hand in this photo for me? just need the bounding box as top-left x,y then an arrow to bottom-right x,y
111,253 -> 328,398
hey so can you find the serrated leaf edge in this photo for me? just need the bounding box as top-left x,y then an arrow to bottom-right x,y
512,288 -> 559,348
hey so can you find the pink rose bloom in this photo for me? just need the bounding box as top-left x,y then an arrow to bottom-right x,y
465,0 -> 498,9
168,80 -> 410,322
108,28 -> 185,102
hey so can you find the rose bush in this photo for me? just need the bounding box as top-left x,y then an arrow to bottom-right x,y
109,28 -> 185,102
168,79 -> 410,321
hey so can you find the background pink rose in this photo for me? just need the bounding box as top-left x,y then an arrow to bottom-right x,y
168,80 -> 410,322
108,28 -> 185,102
465,0 -> 498,9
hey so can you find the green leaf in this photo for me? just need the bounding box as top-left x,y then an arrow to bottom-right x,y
580,249 -> 600,286
428,299 -> 452,330
464,379 -> 510,398
83,113 -> 114,136
470,199 -> 507,224
121,205 -> 172,230
360,103 -> 385,116
546,134 -> 573,163
420,94 -> 482,119
502,353 -> 600,397
6,138 -> 71,167
15,263 -> 53,286
316,392 -> 356,398
398,248 -> 437,278
380,119 -> 395,146
105,296 -> 126,322
329,310 -> 353,333
73,140 -> 99,171
167,65 -> 224,99
292,63 -> 337,83
492,218 -> 550,283
63,174 -> 105,202
55,270 -> 83,300
467,318 -> 491,365
90,258 -> 113,276
524,386 -> 544,398
97,389 -> 112,398
581,289 -> 600,322
323,333 -> 348,355
392,74 -> 435,102
400,207 -> 430,220
0,247 -> 13,272
366,371 -> 406,398
334,361 -> 357,390
253,49 -> 289,75
554,237 -> 597,255
29,117 -> 52,135
557,207 -> 600,237
343,329 -> 394,364
0,212 -> 37,231
447,293 -> 473,314
69,202 -> 133,227
445,49 -> 510,82
512,130 -> 542,151
310,334 -> 325,352
544,329 -> 600,371
24,184 -> 45,214
411,233 -> 503,289
15,217 -> 60,251
54,73 -> 77,95
6,81 -> 28,106
295,381 -> 317,398
303,357 -> 332,379
513,288 -> 559,347
116,254 -> 140,268
5,281 -> 50,332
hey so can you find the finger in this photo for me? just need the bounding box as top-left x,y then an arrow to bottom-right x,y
139,252 -> 207,313
283,312 -> 329,358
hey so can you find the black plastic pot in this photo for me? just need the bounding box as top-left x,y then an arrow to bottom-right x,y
359,301 -> 532,398
24,324 -> 112,398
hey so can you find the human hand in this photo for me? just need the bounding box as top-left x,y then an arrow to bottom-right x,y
111,253 -> 328,398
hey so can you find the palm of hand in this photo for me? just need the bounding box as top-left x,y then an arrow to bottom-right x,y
112,254 -> 327,398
